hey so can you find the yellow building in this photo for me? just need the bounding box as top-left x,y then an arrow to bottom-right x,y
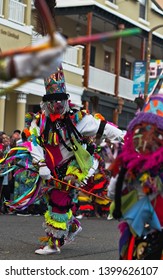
0,0 -> 163,134
55,0 -> 163,128
0,0 -> 33,134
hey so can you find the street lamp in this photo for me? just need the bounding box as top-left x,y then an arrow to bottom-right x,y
144,24 -> 163,100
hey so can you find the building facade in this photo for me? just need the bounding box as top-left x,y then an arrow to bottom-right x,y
0,0 -> 33,133
0,0 -> 163,134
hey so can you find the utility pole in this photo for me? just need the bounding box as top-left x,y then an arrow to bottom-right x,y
83,12 -> 92,88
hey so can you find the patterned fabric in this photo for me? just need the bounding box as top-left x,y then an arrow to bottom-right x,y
39,110 -> 87,146
144,95 -> 163,116
44,65 -> 66,96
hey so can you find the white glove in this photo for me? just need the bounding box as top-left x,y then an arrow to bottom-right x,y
12,32 -> 67,79
30,142 -> 45,163
39,165 -> 51,180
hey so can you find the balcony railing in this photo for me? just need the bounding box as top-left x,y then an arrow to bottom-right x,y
0,0 -> 4,17
61,47 -> 135,101
62,46 -> 78,67
9,0 -> 26,25
31,34 -> 135,101
88,66 -> 134,101
119,76 -> 134,100
88,66 -> 115,95
32,32 -> 80,68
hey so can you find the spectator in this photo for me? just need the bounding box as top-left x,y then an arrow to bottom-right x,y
1,135 -> 11,213
10,129 -> 22,147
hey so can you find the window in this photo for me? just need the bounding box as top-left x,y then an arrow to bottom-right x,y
139,0 -> 147,20
82,46 -> 96,67
104,51 -> 111,72
121,58 -> 132,79
105,0 -> 118,9
108,0 -> 116,3
90,46 -> 96,67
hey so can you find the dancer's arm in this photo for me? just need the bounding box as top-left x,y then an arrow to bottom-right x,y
0,32 -> 67,81
30,142 -> 51,180
77,114 -> 123,142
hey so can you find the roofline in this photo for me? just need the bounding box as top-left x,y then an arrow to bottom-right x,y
152,0 -> 163,11
56,0 -> 95,8
55,2 -> 163,43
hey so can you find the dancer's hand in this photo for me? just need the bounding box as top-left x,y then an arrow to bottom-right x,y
8,32 -> 67,80
39,165 -> 51,180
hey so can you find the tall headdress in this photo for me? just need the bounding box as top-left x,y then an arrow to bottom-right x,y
128,94 -> 163,131
43,65 -> 69,101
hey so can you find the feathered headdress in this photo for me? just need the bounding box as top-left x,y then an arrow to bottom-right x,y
119,94 -> 163,172
34,0 -> 57,35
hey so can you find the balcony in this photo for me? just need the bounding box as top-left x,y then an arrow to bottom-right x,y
9,0 -> 26,25
5,41 -> 134,104
0,0 -> 26,25
62,46 -> 79,67
1,34 -> 134,106
63,46 -> 134,101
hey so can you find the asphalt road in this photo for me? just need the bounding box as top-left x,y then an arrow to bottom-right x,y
0,214 -> 120,260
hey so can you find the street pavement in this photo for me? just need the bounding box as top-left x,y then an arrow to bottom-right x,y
0,214 -> 120,260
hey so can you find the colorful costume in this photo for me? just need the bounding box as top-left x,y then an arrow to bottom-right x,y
1,61 -> 124,256
0,64 -> 123,255
30,65 -> 123,254
0,0 -> 123,254
112,94 -> 163,260
0,0 -> 124,253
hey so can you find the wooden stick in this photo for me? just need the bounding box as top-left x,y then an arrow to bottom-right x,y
51,177 -> 111,201
0,28 -> 141,58
68,28 -> 141,45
